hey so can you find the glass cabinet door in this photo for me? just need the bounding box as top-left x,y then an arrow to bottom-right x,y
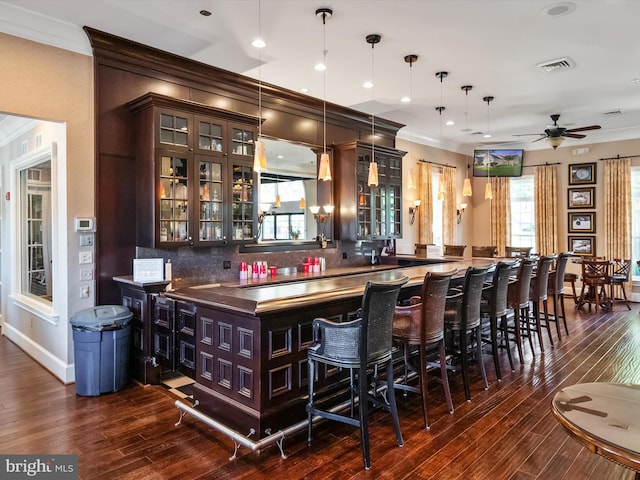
230,126 -> 255,158
159,112 -> 189,148
196,118 -> 224,153
159,154 -> 189,243
231,163 -> 254,241
197,157 -> 225,243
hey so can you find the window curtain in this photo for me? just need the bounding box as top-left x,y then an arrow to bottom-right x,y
441,166 -> 456,245
489,177 -> 510,256
418,162 -> 434,245
603,158 -> 631,259
533,164 -> 558,255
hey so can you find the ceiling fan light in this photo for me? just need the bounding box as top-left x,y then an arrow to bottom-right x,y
548,136 -> 565,149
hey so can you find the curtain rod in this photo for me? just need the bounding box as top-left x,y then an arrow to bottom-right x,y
598,154 -> 640,161
418,159 -> 456,168
523,162 -> 561,168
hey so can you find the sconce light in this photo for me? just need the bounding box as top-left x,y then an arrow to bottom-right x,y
309,204 -> 334,223
457,202 -> 467,224
409,199 -> 421,225
256,203 -> 272,239
310,204 -> 334,247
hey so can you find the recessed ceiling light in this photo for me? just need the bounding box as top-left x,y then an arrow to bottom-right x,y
363,81 -> 373,89
300,88 -> 309,94
199,10 -> 212,17
632,78 -> 640,84
252,38 -> 266,48
314,63 -> 326,71
542,2 -> 576,17
401,96 -> 411,103
446,120 -> 455,126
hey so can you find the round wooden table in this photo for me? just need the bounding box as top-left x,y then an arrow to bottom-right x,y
551,383 -> 640,478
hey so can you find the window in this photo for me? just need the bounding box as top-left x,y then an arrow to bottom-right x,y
631,167 -> 640,279
510,175 -> 535,249
20,161 -> 52,302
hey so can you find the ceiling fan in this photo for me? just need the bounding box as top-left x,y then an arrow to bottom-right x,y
516,114 -> 601,149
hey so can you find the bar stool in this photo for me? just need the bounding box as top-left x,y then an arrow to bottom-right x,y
609,259 -> 631,310
564,272 -> 579,306
505,246 -> 532,258
392,269 -> 456,430
443,244 -> 466,256
507,258 -> 537,361
480,260 -> 518,381
528,255 -> 556,351
306,276 -> 409,470
578,259 -> 612,312
547,252 -> 572,339
444,266 -> 491,402
472,246 -> 497,258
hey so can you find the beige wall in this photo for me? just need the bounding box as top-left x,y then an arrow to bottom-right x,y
0,33 -> 94,382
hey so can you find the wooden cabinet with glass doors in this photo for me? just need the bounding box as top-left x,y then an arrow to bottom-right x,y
129,93 -> 259,248
335,140 -> 405,241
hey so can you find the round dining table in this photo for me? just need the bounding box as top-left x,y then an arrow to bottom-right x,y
551,382 -> 640,479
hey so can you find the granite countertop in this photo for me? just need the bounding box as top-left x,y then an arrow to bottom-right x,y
161,258 -> 495,316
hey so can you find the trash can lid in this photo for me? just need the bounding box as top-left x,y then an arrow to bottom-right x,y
70,305 -> 133,330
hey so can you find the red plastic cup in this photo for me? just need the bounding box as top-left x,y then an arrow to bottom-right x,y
270,266 -> 277,277
303,263 -> 310,273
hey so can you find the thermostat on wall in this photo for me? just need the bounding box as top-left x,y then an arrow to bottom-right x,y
75,217 -> 95,232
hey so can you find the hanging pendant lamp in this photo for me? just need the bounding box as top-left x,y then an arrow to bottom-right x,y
461,85 -> 473,197
404,54 -> 418,190
253,0 -> 267,172
366,33 -> 381,187
483,96 -> 494,200
316,8 -> 333,182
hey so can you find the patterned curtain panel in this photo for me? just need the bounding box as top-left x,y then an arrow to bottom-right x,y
604,158 -> 631,259
534,164 -> 558,255
418,162 -> 434,245
489,177 -> 511,256
442,166 -> 456,245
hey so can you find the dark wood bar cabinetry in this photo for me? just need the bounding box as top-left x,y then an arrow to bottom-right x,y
335,141 -> 406,241
128,93 -> 260,248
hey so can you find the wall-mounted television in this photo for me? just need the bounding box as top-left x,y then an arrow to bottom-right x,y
473,149 -> 524,177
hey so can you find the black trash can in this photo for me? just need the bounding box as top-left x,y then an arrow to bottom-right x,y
70,305 -> 133,396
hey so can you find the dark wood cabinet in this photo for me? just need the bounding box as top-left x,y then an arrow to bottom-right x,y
335,140 -> 406,241
128,93 -> 260,248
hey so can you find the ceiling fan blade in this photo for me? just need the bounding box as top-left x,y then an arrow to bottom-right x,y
565,125 -> 601,133
513,133 -> 545,137
563,133 -> 586,139
531,136 -> 548,143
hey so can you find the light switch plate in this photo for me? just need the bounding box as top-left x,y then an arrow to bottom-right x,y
79,251 -> 93,264
79,234 -> 94,247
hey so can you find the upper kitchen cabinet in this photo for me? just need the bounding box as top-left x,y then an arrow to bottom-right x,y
334,140 -> 406,241
128,93 -> 260,248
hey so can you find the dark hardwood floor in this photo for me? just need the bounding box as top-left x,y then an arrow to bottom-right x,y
1,300 -> 639,479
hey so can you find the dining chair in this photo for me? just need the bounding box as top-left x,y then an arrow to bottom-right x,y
443,244 -> 466,256
392,269 -> 457,430
505,246 -> 532,258
547,252 -> 572,339
609,259 -> 631,310
480,260 -> 518,381
506,257 -> 537,362
528,255 -> 556,351
578,259 -> 612,313
444,265 -> 490,402
306,276 -> 409,470
471,246 -> 497,258
415,244 -> 428,256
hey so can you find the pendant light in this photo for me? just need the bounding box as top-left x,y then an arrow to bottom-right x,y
404,54 -> 418,190
435,71 -> 448,201
483,95 -> 494,200
316,8 -> 333,182
461,85 -> 473,197
366,33 -> 381,187
274,174 -> 281,208
253,0 -> 267,173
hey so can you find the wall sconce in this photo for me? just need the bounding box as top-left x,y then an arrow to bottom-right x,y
457,202 -> 467,224
310,204 -> 334,247
409,199 -> 421,225
309,204 -> 334,223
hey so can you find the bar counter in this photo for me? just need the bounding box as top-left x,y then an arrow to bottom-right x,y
164,257 -> 491,315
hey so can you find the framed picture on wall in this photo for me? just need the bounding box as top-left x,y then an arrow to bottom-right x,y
568,236 -> 596,256
568,187 -> 595,209
568,162 -> 597,185
568,212 -> 595,233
